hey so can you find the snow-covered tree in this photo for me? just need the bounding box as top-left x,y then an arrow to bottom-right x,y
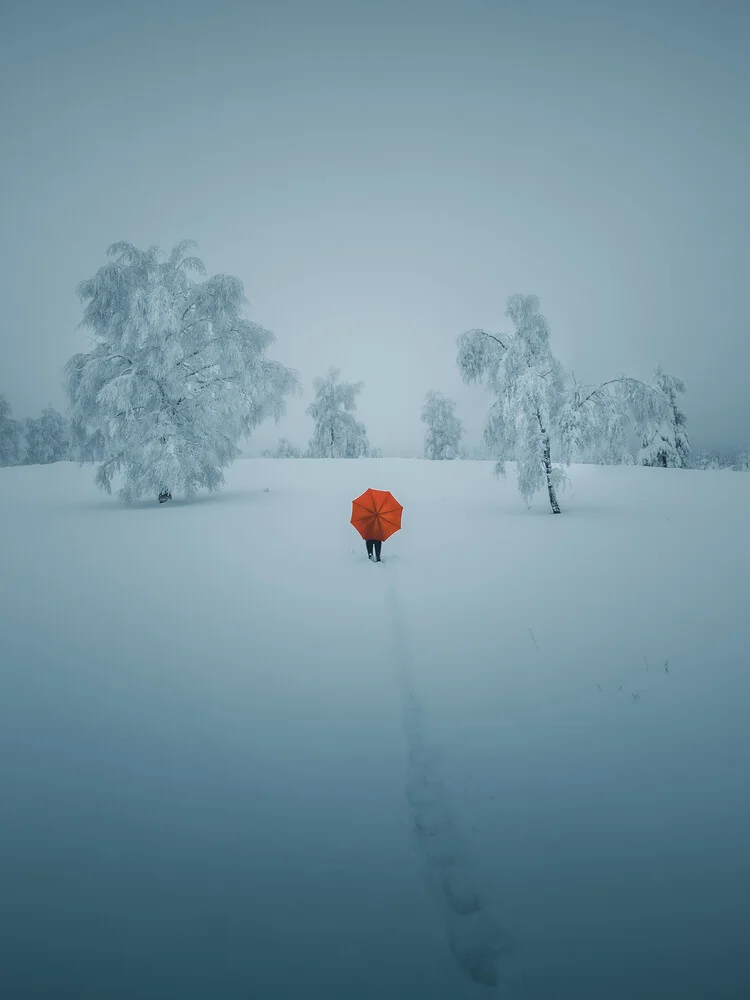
457,294 -> 675,510
558,378 -> 632,465
306,367 -> 370,458
0,394 -> 22,466
559,374 -> 670,468
263,437 -> 303,458
421,391 -> 463,460
65,241 -> 299,502
637,365 -> 690,468
694,451 -> 723,470
734,451 -> 750,472
24,407 -> 70,465
457,294 -> 568,513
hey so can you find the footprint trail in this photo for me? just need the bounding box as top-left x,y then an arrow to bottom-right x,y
384,574 -> 519,993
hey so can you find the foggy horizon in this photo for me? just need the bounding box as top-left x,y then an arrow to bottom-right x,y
2,0 -> 748,456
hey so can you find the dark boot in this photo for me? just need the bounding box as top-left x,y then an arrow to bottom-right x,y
158,490 -> 172,503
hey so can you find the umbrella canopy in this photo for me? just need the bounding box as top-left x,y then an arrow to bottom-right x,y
351,488 -> 403,542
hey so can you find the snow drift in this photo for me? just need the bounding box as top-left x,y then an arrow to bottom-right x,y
1,458 -> 748,999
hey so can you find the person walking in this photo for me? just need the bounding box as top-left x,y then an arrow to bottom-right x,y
365,538 -> 382,562
350,488 -> 403,565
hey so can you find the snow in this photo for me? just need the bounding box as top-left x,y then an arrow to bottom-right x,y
1,458 -> 749,999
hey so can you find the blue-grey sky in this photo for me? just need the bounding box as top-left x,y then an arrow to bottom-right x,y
1,0 -> 748,454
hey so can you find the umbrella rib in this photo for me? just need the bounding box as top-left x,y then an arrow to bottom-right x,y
379,508 -> 402,518
376,514 -> 401,528
352,501 -> 375,514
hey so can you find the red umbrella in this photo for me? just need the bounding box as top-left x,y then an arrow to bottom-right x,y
351,488 -> 403,542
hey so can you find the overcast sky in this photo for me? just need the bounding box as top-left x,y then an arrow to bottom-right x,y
1,0 -> 748,455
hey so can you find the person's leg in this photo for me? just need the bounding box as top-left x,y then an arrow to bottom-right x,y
374,540 -> 382,561
366,540 -> 374,559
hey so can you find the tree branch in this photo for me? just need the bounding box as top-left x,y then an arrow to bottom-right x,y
482,331 -> 509,350
180,362 -> 217,380
576,376 -> 657,409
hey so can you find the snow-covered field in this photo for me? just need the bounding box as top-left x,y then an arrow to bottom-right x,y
1,458 -> 749,999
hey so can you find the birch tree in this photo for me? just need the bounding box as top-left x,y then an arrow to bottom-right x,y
66,241 -> 298,502
457,294 -> 567,513
458,294 -> 673,511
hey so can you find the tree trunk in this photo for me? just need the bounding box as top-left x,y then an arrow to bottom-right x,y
536,409 -> 561,514
542,436 -> 561,513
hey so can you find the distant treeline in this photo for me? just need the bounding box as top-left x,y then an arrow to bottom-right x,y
0,399 -> 70,467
